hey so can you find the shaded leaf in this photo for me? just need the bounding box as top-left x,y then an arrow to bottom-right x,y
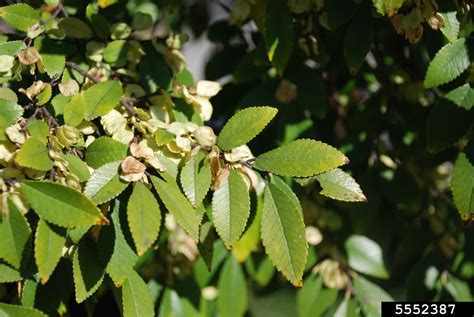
424,38 -> 469,88
84,80 -> 123,120
21,180 -> 109,228
217,106 -> 278,151
217,255 -> 248,317
0,261 -> 21,283
234,193 -> 263,262
158,288 -> 184,317
34,37 -> 67,78
122,270 -> 155,317
212,170 -> 250,248
451,152 -> 474,221
345,235 -> 389,279
254,139 -> 348,177
127,182 -> 161,255
180,152 -> 212,207
84,161 -> 129,205
261,177 -> 307,286
0,4 -> 39,32
353,275 -> 393,317
297,274 -> 338,317
58,17 -> 93,39
444,84 -> 474,110
86,136 -> 128,168
0,303 -> 47,317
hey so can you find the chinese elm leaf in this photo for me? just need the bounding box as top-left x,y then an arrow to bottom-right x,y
127,182 -> 162,256
0,4 -> 39,32
63,93 -> 86,127
103,40 -> 129,67
0,303 -> 47,317
424,38 -> 469,88
353,275 -> 393,317
34,37 -> 67,78
0,98 -> 23,141
0,40 -> 26,56
180,152 -> 212,207
0,87 -> 18,103
297,274 -> 338,317
15,138 -> 53,171
444,84 -> 474,110
312,168 -> 366,202
440,12 -> 459,43
84,161 -> 129,205
451,152 -> 474,221
218,106 -> 277,151
212,170 -> 250,248
217,255 -> 248,317
27,120 -> 49,143
21,180 -> 109,228
122,270 -> 155,317
86,136 -> 128,168
64,153 -> 91,182
72,240 -> 105,303
326,0 -> 357,28
58,17 -> 93,39
253,139 -> 348,177
372,0 -> 403,16
34,219 -> 66,284
261,177 -> 308,286
345,235 -> 389,279
234,193 -> 263,262
84,80 -> 122,120
0,198 -> 31,269
36,84 -> 52,106
0,261 -> 22,283
150,176 -> 200,241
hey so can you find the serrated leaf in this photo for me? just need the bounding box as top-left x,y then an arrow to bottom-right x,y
0,261 -> 21,282
0,98 -> 23,140
84,80 -> 122,120
0,87 -> 18,102
122,270 -> 155,317
15,138 -> 53,171
27,120 -> 49,143
353,275 -> 393,317
343,5 -> 374,74
254,139 -> 348,177
0,40 -> 26,55
218,106 -> 277,151
0,4 -> 39,32
180,152 -> 211,206
424,38 -> 469,88
217,254 -> 248,317
345,235 -> 389,279
63,93 -> 86,127
36,84 -> 52,106
127,183 -> 161,255
84,161 -> 129,205
444,84 -> 474,110
34,37 -> 66,78
103,40 -> 129,67
261,177 -> 308,286
21,180 -> 109,228
310,168 -> 366,202
58,17 -> 93,39
72,240 -> 105,303
0,198 -> 31,269
0,303 -> 47,317
233,193 -> 263,262
34,219 -> 66,284
158,288 -> 185,317
104,199 -> 137,286
64,153 -> 91,182
150,176 -> 200,241
86,136 -> 128,168
212,170 -> 250,248
451,152 -> 474,221
297,274 -> 338,317
440,12 -> 459,43
154,129 -> 175,146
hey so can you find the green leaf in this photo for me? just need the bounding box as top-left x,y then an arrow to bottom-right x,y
34,37 -> 67,78
326,0 -> 357,28
103,40 -> 129,67
63,93 -> 86,127
440,12 -> 459,43
261,177 -> 308,286
180,152 -> 212,207
27,120 -> 49,143
424,38 -> 470,88
254,139 -> 348,177
84,161 -> 129,205
217,106 -> 278,151
343,5 -> 374,74
353,275 -> 393,317
158,288 -> 185,317
86,136 -> 128,168
372,0 -> 403,16
21,180 -> 109,228
345,235 -> 389,279
217,255 -> 248,317
0,40 -> 26,55
72,240 -> 105,303
0,98 -> 23,141
234,193 -> 263,262
0,198 -> 31,269
34,219 -> 66,284
297,274 -> 338,317
84,80 -> 123,120
35,84 -> 52,106
64,153 -> 91,182
262,0 -> 294,73
122,270 -> 155,317
451,152 -> 474,221
127,182 -> 161,255
444,275 -> 472,301
0,303 -> 47,317
150,176 -> 200,241
212,170 -> 250,248
0,261 -> 22,282
444,84 -> 474,110
311,168 -> 366,202
58,17 -> 93,39
21,278 -> 37,307
15,138 -> 53,171
0,87 -> 18,103
0,4 -> 40,32
154,129 -> 175,146
104,199 -> 137,287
